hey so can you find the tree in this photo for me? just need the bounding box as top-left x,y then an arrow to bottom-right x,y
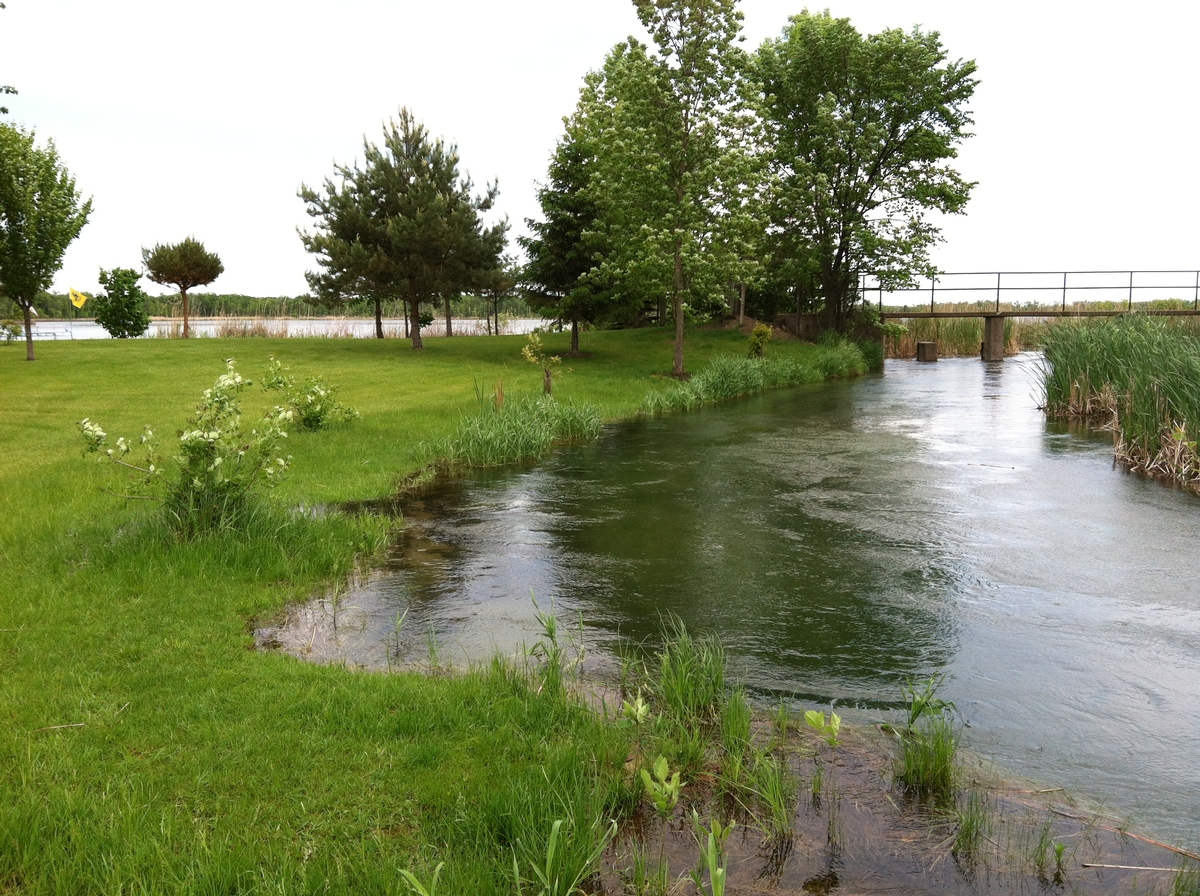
298,108 -> 507,349
0,124 -> 92,361
519,109 -> 621,355
582,0 -> 763,377
142,237 -> 224,339
755,11 -> 977,332
94,267 -> 150,338
1,4 -> 14,116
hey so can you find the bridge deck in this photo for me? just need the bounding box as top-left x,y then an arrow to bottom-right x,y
881,309 -> 1200,319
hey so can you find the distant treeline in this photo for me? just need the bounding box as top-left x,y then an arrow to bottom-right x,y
4,292 -> 534,321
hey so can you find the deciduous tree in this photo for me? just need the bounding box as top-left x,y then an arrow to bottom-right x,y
298,109 -> 507,349
142,237 -> 224,339
755,11 -> 977,332
583,0 -> 763,376
0,123 -> 92,360
94,267 -> 150,338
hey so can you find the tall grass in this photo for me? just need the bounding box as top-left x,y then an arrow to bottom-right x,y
654,617 -> 726,726
432,393 -> 603,467
1041,316 -> 1200,490
641,342 -> 866,416
886,315 -> 1040,358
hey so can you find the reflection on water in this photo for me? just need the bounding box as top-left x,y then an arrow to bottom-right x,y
260,355 -> 1200,848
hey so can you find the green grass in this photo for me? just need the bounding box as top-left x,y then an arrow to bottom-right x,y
0,327 -> 863,894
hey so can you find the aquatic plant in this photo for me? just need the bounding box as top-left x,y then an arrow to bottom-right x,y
653,617 -> 726,727
896,714 -> 959,804
902,674 -> 957,729
1041,315 -> 1200,490
690,810 -> 734,896
953,788 -> 993,867
804,709 -> 841,750
640,756 -> 682,817
751,752 -> 798,842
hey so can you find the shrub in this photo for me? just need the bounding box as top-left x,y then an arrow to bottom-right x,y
79,361 -> 293,534
261,356 -> 358,430
93,267 -> 151,338
748,323 -> 772,358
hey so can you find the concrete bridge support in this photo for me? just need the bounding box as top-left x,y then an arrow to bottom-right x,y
981,315 -> 1005,361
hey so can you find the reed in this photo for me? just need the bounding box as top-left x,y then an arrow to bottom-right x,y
1041,316 -> 1200,491
886,314 -> 1040,358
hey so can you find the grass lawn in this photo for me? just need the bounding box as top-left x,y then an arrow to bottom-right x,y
0,328 -> 858,893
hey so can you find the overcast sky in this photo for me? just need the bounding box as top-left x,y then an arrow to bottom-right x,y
3,0 -> 1198,297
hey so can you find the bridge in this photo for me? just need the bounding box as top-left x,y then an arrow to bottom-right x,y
868,270 -> 1200,360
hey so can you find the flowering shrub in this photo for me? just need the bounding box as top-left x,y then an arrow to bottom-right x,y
79,361 -> 293,533
262,356 -> 359,431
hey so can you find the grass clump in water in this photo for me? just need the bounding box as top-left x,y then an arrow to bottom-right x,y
641,340 -> 866,416
433,392 -> 602,467
1041,315 -> 1200,491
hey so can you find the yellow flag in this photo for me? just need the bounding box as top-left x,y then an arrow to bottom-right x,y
69,288 -> 88,309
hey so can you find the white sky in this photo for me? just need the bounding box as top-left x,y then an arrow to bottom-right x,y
3,0 -> 1198,297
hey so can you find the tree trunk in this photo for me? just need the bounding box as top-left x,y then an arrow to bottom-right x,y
570,318 -> 579,355
543,367 -> 553,395
444,295 -> 453,337
739,283 -> 746,326
374,296 -> 384,339
22,303 -> 34,361
672,240 -> 685,377
402,300 -> 410,337
409,296 -> 424,350
181,288 -> 190,339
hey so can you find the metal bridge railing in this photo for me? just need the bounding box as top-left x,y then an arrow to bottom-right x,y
865,270 -> 1200,315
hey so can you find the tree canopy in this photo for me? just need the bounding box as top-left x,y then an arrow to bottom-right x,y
519,106 -> 624,355
755,11 -> 977,331
298,108 -> 507,348
0,123 -> 92,360
575,0 -> 763,375
142,238 -> 224,339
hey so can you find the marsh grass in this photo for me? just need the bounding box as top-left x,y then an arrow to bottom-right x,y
1042,316 -> 1200,490
750,752 -> 799,843
886,314 -> 1037,357
896,716 -> 960,805
654,617 -> 726,726
432,392 -> 603,468
954,788 -> 995,867
1174,861 -> 1200,896
640,345 -> 866,416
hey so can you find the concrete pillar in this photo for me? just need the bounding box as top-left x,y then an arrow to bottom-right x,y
981,315 -> 1005,361
916,341 -> 938,362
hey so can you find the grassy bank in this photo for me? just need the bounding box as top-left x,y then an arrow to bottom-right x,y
1041,316 -> 1200,491
0,328 -> 867,893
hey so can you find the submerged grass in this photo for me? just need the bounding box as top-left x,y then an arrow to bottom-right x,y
1041,315 -> 1200,490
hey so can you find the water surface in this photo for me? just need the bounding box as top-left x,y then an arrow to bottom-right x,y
263,356 -> 1200,847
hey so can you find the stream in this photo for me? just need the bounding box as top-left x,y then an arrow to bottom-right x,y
259,355 -> 1200,849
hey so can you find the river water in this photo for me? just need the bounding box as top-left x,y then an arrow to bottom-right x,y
262,356 -> 1200,848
